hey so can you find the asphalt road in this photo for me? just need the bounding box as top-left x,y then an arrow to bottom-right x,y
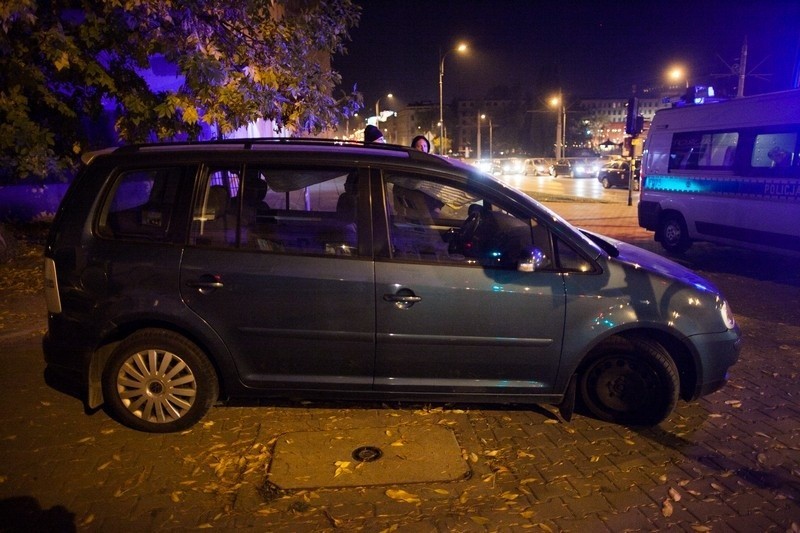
0,188 -> 798,532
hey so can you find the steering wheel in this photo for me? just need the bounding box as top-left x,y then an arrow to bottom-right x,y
449,205 -> 487,256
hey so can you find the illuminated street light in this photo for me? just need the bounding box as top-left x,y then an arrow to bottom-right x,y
549,93 -> 566,159
668,66 -> 689,88
375,93 -> 393,118
439,42 -> 468,155
481,114 -> 493,161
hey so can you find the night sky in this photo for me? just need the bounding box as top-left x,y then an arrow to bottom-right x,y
334,0 -> 800,110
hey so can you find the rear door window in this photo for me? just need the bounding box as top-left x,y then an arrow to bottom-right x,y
190,165 -> 362,256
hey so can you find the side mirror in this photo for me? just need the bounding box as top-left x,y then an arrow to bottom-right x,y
517,247 -> 547,272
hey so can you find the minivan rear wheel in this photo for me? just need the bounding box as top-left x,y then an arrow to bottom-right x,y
102,329 -> 219,433
578,337 -> 679,426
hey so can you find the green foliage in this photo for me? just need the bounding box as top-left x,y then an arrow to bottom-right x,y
0,0 -> 363,182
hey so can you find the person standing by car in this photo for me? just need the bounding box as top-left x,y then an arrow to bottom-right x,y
364,124 -> 385,144
411,135 -> 430,153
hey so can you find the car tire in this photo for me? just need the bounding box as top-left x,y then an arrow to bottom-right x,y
578,336 -> 679,426
601,177 -> 611,189
659,213 -> 691,254
102,328 -> 219,433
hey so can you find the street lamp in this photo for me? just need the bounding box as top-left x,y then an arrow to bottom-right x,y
375,93 -> 393,118
481,114 -> 493,161
345,112 -> 360,138
668,66 -> 689,88
476,112 -> 481,160
549,94 -> 566,159
438,42 -> 468,155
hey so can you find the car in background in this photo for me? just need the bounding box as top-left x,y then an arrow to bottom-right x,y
43,138 -> 740,432
571,158 -> 602,178
499,157 -> 526,175
525,158 -> 551,176
550,158 -> 602,178
549,159 -> 571,177
598,159 -> 640,190
472,159 -> 500,174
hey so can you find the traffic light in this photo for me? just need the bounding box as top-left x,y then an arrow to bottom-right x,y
625,97 -> 643,135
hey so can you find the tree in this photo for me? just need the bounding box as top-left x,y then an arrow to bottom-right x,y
0,0 -> 362,182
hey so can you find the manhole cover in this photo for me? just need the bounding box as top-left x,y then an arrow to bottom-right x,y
267,425 -> 469,489
352,445 -> 383,463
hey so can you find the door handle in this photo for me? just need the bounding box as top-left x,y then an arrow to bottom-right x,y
383,294 -> 422,303
186,275 -> 224,293
383,289 -> 421,309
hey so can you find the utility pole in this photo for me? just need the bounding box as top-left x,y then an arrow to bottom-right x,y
737,37 -> 748,98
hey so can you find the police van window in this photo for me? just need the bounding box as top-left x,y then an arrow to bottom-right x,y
669,131 -> 738,171
752,132 -> 797,170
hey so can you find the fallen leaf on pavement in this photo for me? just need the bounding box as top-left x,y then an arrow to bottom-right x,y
662,499 -> 673,517
334,461 -> 352,478
385,489 -> 420,503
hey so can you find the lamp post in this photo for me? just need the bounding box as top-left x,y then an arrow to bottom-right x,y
345,113 -> 359,138
476,112 -> 482,160
438,42 -> 468,155
375,93 -> 393,118
549,94 -> 566,159
668,66 -> 689,88
481,114 -> 493,161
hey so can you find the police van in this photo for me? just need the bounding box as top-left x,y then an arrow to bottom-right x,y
638,89 -> 800,256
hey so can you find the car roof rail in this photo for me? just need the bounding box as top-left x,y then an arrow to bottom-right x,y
110,137 -> 434,157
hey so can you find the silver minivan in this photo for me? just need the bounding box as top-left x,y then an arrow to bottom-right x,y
43,139 -> 741,432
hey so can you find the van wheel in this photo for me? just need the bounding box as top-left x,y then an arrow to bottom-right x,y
579,337 -> 679,426
102,329 -> 219,433
659,213 -> 691,254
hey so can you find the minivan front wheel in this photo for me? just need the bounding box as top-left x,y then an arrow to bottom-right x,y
578,337 -> 679,426
102,329 -> 219,433
659,213 -> 691,254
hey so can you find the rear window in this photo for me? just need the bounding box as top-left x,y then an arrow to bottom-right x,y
99,167 -> 186,241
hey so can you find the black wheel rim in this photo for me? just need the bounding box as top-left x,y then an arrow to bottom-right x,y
585,356 -> 661,415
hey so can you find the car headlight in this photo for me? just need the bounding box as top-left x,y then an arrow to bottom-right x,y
719,298 -> 736,330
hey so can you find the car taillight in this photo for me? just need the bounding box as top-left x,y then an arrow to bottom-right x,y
44,257 -> 62,314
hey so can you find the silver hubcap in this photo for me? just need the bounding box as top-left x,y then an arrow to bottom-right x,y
665,223 -> 681,244
116,349 -> 197,423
